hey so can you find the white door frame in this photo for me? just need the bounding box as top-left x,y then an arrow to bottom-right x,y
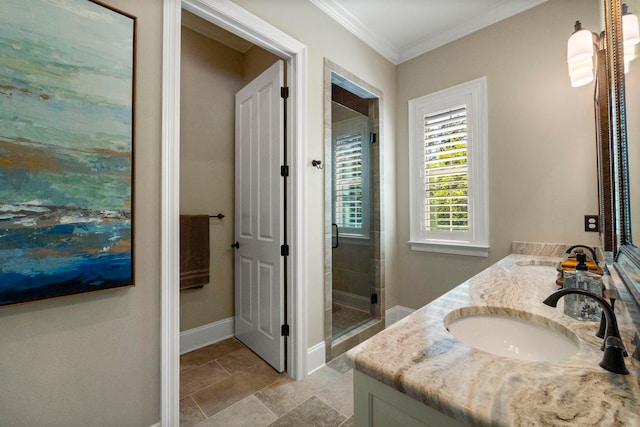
161,0 -> 308,424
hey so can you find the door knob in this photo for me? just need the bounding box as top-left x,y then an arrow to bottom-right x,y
231,242 -> 239,249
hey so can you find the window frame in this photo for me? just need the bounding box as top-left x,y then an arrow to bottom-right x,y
408,77 -> 489,257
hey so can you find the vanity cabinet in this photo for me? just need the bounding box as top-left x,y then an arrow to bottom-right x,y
347,252 -> 640,427
354,370 -> 465,427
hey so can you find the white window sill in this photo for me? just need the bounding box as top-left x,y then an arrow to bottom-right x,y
409,240 -> 489,257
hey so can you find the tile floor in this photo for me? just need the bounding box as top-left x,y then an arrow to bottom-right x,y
332,303 -> 372,340
180,338 -> 354,427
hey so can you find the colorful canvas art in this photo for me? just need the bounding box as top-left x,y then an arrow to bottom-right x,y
0,0 -> 135,307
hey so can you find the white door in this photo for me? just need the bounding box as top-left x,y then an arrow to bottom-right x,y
234,60 -> 285,372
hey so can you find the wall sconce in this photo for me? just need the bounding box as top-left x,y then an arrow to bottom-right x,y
567,4 -> 639,87
567,21 -> 596,87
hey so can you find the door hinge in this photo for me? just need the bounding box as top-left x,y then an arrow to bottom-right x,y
281,87 -> 289,99
370,133 -> 377,144
281,324 -> 290,336
371,293 -> 378,304
280,165 -> 289,177
281,244 -> 289,256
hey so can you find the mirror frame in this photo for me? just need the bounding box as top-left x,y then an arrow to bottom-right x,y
607,0 -> 640,306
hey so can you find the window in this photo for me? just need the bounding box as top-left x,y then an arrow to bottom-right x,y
408,77 -> 488,256
333,116 -> 370,237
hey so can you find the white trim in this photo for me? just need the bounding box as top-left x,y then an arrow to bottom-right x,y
161,1 -> 181,425
162,1 -> 308,425
180,318 -> 235,355
310,0 -> 546,65
149,423 -> 161,427
397,1 -> 547,64
306,341 -> 326,375
408,77 -> 489,258
385,306 -> 416,327
408,241 -> 489,258
309,0 -> 399,64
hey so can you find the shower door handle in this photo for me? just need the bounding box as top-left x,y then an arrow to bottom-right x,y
332,223 -> 339,249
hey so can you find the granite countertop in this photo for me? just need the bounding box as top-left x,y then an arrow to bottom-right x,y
347,252 -> 640,427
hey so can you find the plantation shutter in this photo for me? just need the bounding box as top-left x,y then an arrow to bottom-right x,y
334,130 -> 364,230
423,106 -> 469,232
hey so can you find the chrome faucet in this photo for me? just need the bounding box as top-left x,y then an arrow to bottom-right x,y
543,288 -> 629,375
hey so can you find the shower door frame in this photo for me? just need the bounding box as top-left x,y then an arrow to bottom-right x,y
323,59 -> 385,361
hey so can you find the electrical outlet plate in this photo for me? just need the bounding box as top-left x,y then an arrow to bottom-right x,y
584,215 -> 600,232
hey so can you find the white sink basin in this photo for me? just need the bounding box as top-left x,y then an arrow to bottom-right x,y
444,307 -> 580,362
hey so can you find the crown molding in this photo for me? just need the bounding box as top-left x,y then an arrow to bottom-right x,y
309,0 -> 400,64
311,0 -> 547,65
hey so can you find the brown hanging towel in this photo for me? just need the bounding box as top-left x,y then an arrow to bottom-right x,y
179,215 -> 210,289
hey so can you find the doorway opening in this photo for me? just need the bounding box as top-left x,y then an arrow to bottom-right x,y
179,10 -> 286,371
162,0 -> 308,423
324,60 -> 385,361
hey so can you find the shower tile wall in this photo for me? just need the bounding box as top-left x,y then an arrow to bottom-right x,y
332,241 -> 372,303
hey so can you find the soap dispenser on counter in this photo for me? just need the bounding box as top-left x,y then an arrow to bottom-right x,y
556,245 -> 604,287
562,252 -> 604,321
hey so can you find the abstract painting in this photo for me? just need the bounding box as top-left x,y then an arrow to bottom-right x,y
0,0 -> 135,307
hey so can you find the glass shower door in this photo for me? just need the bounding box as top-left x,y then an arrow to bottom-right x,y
331,107 -> 373,340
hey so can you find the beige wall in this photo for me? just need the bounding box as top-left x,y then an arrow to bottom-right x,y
395,0 -> 602,308
231,0 -> 398,346
179,27 -> 244,331
0,0 -> 162,425
180,28 -> 280,332
244,45 -> 282,83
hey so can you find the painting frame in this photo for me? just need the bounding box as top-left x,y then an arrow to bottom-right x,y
0,0 -> 136,308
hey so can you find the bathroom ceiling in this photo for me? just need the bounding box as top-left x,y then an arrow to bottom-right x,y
310,0 -> 548,64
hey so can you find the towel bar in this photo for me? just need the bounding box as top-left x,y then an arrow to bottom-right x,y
210,213 -> 225,219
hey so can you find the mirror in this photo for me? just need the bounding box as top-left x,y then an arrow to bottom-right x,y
608,0 -> 640,306
626,1 -> 640,245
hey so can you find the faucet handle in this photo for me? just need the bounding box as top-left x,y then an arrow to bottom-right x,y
632,332 -> 640,361
600,336 -> 629,375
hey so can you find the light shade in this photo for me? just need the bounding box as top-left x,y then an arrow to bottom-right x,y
567,22 -> 594,64
569,60 -> 594,87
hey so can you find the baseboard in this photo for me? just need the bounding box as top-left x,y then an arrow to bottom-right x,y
306,341 -> 326,375
385,306 -> 415,327
180,310 -> 412,367
180,317 -> 235,355
149,423 -> 160,427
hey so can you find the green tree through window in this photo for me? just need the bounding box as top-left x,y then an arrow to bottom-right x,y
424,106 -> 468,232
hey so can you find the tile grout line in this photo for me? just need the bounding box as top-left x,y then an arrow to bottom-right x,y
313,369 -> 354,418
259,364 -> 349,423
181,360 -> 232,399
264,395 -> 317,426
182,339 -> 353,427
190,395 -> 208,424
198,367 -> 288,421
202,394 -> 280,425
